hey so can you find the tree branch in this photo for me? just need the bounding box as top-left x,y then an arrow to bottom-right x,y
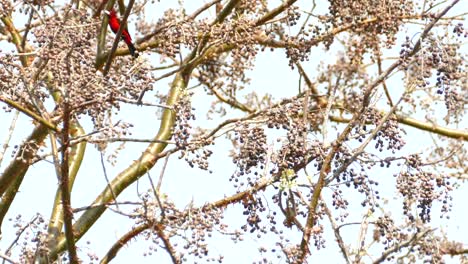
0,96 -> 59,132
297,1 -> 461,259
373,229 -> 433,264
0,125 -> 49,234
100,223 -> 149,264
102,0 -> 136,75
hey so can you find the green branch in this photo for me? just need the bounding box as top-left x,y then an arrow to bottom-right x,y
0,124 -> 49,234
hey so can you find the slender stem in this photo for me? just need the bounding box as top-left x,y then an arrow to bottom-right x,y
0,111 -> 19,167
102,0 -> 136,75
60,100 -> 79,263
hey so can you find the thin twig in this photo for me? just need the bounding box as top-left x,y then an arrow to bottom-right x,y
323,201 -> 351,264
254,0 -> 298,26
20,8 -> 34,53
0,251 -> 18,264
372,229 -> 434,264
156,154 -> 170,192
0,111 -> 19,168
153,224 -> 181,264
354,210 -> 372,263
72,201 -> 143,213
115,96 -> 172,109
4,215 -> 39,257
376,50 -> 393,106
148,172 -> 165,218
326,85 -> 411,184
321,74 -> 340,147
329,113 -> 468,141
103,0 -> 136,76
100,152 -> 120,211
189,0 -> 222,20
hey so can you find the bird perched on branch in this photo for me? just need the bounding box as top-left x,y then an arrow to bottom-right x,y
104,9 -> 139,58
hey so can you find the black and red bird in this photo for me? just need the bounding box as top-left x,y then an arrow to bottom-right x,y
105,9 -> 139,58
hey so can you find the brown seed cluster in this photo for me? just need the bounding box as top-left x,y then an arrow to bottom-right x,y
139,9 -> 200,59
230,124 -> 267,186
363,109 -> 406,153
173,95 -> 214,172
0,0 -> 12,16
7,214 -> 49,263
11,8 -> 153,132
271,123 -> 310,172
329,0 -> 413,48
427,37 -> 464,94
0,52 -> 48,108
400,25 -> 466,122
374,215 -> 401,249
267,102 -> 323,172
196,19 -> 259,98
173,95 -> 195,149
240,195 -> 266,233
135,198 -> 226,263
236,0 -> 267,18
396,154 -> 453,223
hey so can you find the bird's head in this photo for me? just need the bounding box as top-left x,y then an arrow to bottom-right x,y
103,9 -> 116,17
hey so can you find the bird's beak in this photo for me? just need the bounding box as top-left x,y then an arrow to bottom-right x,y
103,10 -> 110,15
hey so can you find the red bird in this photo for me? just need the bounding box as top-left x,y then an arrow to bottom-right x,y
105,9 -> 138,58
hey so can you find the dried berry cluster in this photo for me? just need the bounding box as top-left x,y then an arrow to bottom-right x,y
407,34 -> 465,117
347,169 -> 380,209
363,109 -> 406,153
271,122 -> 310,173
332,146 -> 383,213
417,235 -> 445,263
0,0 -> 12,16
198,52 -> 253,101
235,0 -> 267,18
311,223 -> 326,250
230,124 -> 267,185
330,188 -> 349,221
319,58 -> 370,113
0,53 -> 49,108
6,214 -> 48,263
280,244 -> 303,263
396,154 -> 453,223
138,9 -> 201,59
173,94 -> 195,149
399,35 -> 415,67
399,26 -> 466,122
0,8 -> 151,133
173,95 -> 213,171
283,35 -> 313,69
373,215 -> 402,249
329,0 -> 413,48
22,0 -> 53,7
240,195 -> 266,233
410,36 -> 463,91
136,200 -> 225,263
453,22 -> 466,37
196,17 -> 259,98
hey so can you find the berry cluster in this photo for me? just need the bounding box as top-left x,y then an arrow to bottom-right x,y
396,154 -> 453,223
231,124 -> 267,183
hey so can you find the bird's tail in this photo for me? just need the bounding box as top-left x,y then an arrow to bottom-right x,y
126,42 -> 139,58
